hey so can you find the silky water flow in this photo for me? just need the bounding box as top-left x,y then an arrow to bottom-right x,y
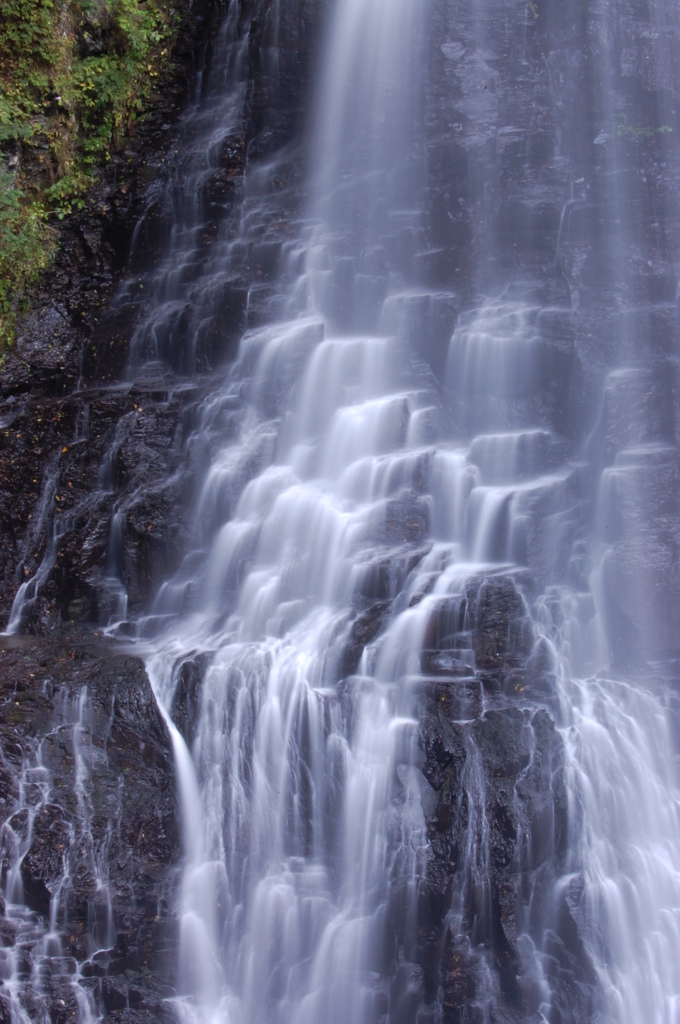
119,0 -> 680,1019
2,0 -> 680,1020
139,0 -> 680,1018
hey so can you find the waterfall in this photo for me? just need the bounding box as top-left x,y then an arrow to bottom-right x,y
2,0 -> 680,1020
139,0 -> 680,1018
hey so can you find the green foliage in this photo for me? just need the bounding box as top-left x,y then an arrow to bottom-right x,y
0,93 -> 39,143
0,168 -> 54,350
615,118 -> 673,141
0,0 -> 182,349
66,0 -> 178,161
45,170 -> 90,218
0,0 -> 57,66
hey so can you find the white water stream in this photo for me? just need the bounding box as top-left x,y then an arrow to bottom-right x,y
2,0 -> 680,1020
138,0 -> 680,1019
131,0 -> 680,1015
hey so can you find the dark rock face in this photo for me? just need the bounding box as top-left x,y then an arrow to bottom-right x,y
171,652 -> 212,747
0,0 -> 327,633
0,0 -> 224,629
411,648 -> 590,1023
20,803 -> 72,918
1,0 -> 678,628
418,0 -> 680,664
340,601 -> 393,677
1,0 -> 680,1020
338,561 -> 593,1023
0,8 -> 333,1013
0,370 -> 203,629
0,632 -> 180,1023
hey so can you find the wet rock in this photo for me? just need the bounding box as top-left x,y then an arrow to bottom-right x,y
20,804 -> 71,917
600,367 -> 675,462
102,977 -> 130,1013
171,653 -> 212,747
339,601 -> 392,677
441,938 -> 479,1024
602,524 -> 680,664
0,759 -> 17,817
389,962 -> 424,1024
414,675 -> 589,1022
465,572 -> 534,673
103,1011 -> 176,1024
410,676 -> 483,725
473,708 -> 532,780
0,996 -> 12,1024
0,632 -> 181,1017
419,571 -> 534,683
353,546 -> 432,607
419,651 -> 474,677
0,367 -> 205,632
382,495 -> 430,546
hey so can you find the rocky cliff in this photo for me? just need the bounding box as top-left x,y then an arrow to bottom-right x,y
1,0 -> 680,1021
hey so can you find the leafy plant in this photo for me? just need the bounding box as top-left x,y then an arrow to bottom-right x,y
615,118 -> 673,141
0,168 -> 54,349
0,0 -> 185,350
45,170 -> 90,218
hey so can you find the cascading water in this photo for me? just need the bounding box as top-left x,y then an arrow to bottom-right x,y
3,0 -> 680,1020
139,7 -> 437,1008
133,0 -> 680,1015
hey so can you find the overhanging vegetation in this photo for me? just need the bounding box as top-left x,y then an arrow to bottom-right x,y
0,0 -> 183,349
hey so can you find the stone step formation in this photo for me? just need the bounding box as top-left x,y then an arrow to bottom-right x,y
1,0 -> 680,1022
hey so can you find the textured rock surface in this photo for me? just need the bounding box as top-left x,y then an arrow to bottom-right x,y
3,0 -> 680,655
1,0 -> 680,1020
0,631 -> 180,1023
0,0 -> 327,632
0,0 -> 225,628
415,689 -> 582,1023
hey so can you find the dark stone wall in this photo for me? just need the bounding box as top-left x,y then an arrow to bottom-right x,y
1,0 -> 680,1021
0,0 -> 328,631
0,632 -> 180,1024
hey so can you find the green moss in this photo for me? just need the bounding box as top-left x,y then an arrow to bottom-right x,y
615,117 -> 673,141
0,0 -> 187,350
0,167 -> 54,351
